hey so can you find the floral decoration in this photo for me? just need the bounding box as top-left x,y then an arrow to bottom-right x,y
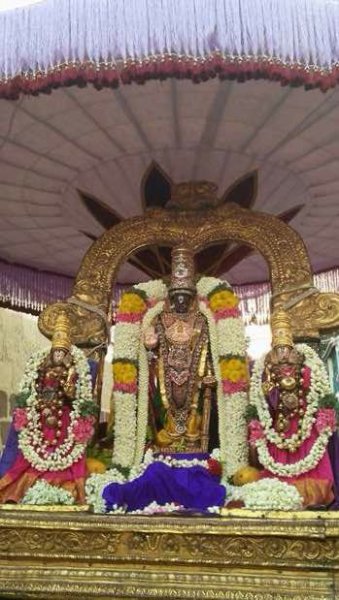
112,280 -> 167,467
248,343 -> 338,477
207,285 -> 240,321
85,467 -> 126,513
22,480 -> 75,506
13,407 -> 28,432
15,345 -> 96,472
117,290 -> 148,322
197,278 -> 249,476
228,478 -> 303,510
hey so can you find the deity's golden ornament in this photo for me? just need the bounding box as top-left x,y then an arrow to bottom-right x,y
169,246 -> 196,293
282,393 -> 298,411
271,308 -> 293,348
280,375 -> 297,391
52,312 -> 72,351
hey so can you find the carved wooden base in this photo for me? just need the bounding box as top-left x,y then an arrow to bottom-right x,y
0,508 -> 338,599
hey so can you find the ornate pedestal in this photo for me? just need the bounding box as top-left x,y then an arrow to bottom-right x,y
0,508 -> 338,599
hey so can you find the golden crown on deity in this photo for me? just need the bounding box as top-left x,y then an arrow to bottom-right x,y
169,181 -> 219,210
169,246 -> 196,294
51,311 -> 72,351
271,308 -> 294,348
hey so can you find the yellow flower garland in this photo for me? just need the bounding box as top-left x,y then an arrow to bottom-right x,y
209,289 -> 239,311
220,357 -> 247,382
113,361 -> 138,384
118,292 -> 146,314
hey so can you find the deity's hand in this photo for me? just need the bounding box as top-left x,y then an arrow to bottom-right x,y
62,365 -> 78,399
143,326 -> 159,350
202,374 -> 217,388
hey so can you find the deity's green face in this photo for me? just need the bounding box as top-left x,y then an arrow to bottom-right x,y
169,290 -> 195,314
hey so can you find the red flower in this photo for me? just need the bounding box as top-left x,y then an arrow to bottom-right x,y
72,417 -> 95,443
301,366 -> 311,391
13,408 -> 28,431
248,419 -> 264,447
316,408 -> 336,434
207,458 -> 222,478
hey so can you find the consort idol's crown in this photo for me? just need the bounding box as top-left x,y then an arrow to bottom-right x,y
271,308 -> 294,348
52,311 -> 72,351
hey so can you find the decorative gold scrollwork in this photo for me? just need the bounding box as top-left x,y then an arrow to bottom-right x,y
39,204 -> 339,343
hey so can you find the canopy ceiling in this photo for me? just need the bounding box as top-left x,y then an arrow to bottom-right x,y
1,0 -> 339,287
0,77 -> 339,285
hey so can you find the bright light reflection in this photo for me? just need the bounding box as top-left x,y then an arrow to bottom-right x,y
0,0 -> 44,11
246,324 -> 271,360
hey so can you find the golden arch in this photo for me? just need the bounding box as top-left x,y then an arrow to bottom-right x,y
39,204 -> 339,343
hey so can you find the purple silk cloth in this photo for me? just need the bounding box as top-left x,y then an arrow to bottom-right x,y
328,432 -> 339,508
102,461 -> 226,512
0,424 -> 18,477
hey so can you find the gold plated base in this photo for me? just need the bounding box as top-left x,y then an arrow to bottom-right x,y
0,509 -> 338,599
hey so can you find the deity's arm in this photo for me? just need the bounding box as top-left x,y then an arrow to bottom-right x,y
143,317 -> 160,351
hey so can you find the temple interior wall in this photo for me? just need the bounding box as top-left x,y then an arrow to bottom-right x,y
0,308 -> 48,448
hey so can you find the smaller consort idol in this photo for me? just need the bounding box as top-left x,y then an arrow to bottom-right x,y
247,309 -> 338,508
0,312 -> 98,505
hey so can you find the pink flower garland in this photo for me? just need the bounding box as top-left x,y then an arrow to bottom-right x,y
114,382 -> 138,394
222,380 -> 248,394
117,312 -> 145,324
13,407 -> 28,432
213,307 -> 241,321
248,419 -> 264,447
315,408 -> 336,434
72,416 -> 95,444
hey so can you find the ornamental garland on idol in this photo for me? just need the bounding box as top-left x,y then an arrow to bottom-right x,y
111,274 -> 249,477
247,309 -> 338,479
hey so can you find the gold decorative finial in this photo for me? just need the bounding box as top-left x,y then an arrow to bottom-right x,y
271,308 -> 294,348
51,311 -> 72,351
169,246 -> 196,293
168,181 -> 219,210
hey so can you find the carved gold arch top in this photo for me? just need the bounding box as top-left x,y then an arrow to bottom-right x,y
39,204 -> 339,344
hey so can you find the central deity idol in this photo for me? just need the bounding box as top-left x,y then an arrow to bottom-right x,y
144,247 -> 216,453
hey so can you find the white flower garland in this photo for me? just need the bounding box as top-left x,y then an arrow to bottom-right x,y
135,301 -> 165,465
113,277 -> 249,476
18,345 -> 94,472
250,343 -> 333,477
85,467 -> 126,513
112,281 -> 167,467
229,478 -> 303,510
134,280 -> 168,301
197,279 -> 249,477
21,480 -> 75,506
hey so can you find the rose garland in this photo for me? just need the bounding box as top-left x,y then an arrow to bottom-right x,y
248,343 -> 338,477
14,345 -> 96,472
112,277 -> 249,476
